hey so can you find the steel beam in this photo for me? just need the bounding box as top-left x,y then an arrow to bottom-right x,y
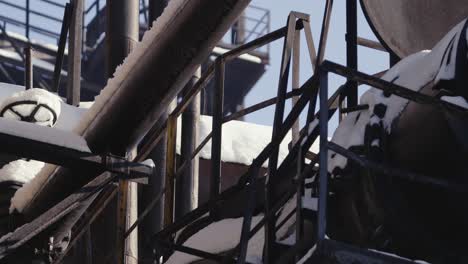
264,14 -> 296,262
317,69 -> 329,244
345,0 -> 358,107
210,58 -> 225,217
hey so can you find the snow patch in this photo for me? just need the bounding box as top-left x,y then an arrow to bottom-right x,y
0,160 -> 44,184
0,118 -> 90,153
329,18 -> 468,173
165,216 -> 264,264
441,96 -> 468,109
0,88 -> 62,127
176,115 -> 293,167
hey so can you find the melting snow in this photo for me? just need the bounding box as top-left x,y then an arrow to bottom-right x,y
0,88 -> 62,127
165,216 -> 265,264
329,18 -> 468,172
0,160 -> 44,184
176,115 -> 294,167
0,118 -> 90,153
441,96 -> 468,109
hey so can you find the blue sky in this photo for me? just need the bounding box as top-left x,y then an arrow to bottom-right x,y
244,1 -> 390,132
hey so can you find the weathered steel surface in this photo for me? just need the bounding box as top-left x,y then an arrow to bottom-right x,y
361,0 -> 468,58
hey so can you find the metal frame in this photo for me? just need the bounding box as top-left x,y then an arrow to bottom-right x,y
1,1 -> 465,263
121,12 -> 321,264
144,3 -> 468,263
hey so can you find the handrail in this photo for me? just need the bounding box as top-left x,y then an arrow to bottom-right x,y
0,0 -> 62,23
0,0 -> 271,63
39,0 -> 65,8
0,14 -> 60,39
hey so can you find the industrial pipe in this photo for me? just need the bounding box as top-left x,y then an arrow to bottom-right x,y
23,0 -> 251,235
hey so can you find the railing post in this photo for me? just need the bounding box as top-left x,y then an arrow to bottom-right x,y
346,0 -> 358,107
210,58 -> 225,218
67,0 -> 83,106
237,165 -> 259,264
291,24 -> 301,144
264,14 -> 296,263
24,45 -> 32,90
164,115 -> 177,228
53,3 -> 72,93
317,69 -> 329,245
25,0 -> 30,39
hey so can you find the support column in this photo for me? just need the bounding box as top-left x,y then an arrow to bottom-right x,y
106,0 -> 139,263
66,0 -> 83,106
176,67 -> 200,219
346,0 -> 358,107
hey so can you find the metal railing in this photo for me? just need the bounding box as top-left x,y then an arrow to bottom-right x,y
0,1 -> 466,262
121,11 -> 319,264
0,0 -> 271,59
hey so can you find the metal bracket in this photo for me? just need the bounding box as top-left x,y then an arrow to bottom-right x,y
104,154 -> 153,185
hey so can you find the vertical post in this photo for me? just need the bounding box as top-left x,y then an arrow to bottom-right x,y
176,67 -> 200,219
210,58 -> 225,218
164,115 -> 177,228
264,15 -> 295,263
126,177 -> 139,264
24,45 -> 32,90
25,0 -> 30,39
317,70 -> 328,245
67,0 -> 83,106
116,179 -> 130,264
232,13 -> 245,44
106,0 -> 140,263
346,0 -> 358,107
237,166 -> 259,264
53,3 -> 72,93
291,27 -> 300,144
106,0 -> 139,77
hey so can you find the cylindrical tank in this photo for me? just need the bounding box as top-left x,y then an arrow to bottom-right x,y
361,0 -> 468,58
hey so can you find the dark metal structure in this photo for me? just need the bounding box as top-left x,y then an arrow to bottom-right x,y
0,0 -> 466,263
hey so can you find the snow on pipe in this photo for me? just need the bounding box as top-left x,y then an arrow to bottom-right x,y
20,0 -> 252,218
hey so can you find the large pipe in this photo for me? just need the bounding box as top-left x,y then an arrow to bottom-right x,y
23,0 -> 251,232
106,0 -> 139,81
105,1 -> 140,263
